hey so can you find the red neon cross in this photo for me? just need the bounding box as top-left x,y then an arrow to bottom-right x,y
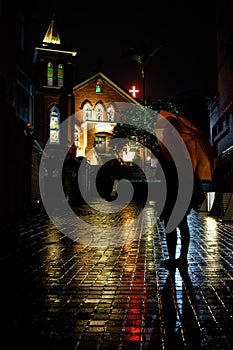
129,85 -> 139,98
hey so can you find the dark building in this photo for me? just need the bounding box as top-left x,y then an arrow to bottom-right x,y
0,2 -> 35,220
208,0 -> 233,219
209,0 -> 233,191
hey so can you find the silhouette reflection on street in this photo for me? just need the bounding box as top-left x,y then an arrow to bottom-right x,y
160,270 -> 202,350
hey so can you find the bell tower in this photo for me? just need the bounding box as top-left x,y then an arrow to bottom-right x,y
33,15 -> 78,148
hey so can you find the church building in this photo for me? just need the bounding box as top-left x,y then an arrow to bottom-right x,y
33,16 -> 143,166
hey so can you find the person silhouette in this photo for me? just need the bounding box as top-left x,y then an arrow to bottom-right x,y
157,146 -> 191,271
155,113 -> 206,272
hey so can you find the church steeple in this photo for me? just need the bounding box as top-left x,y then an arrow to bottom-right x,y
33,13 -> 78,147
42,15 -> 61,46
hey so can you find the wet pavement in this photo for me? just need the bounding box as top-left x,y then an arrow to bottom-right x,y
1,199 -> 233,350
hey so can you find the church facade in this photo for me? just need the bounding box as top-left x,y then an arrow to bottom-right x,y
72,71 -> 142,164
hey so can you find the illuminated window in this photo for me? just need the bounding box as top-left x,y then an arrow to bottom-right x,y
74,125 -> 79,147
107,105 -> 115,121
49,106 -> 60,144
57,63 -> 63,87
84,103 -> 92,120
47,62 -> 53,86
95,104 -> 103,121
95,79 -> 103,93
95,136 -> 105,150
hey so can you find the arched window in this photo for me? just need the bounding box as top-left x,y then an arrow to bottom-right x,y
107,105 -> 115,121
57,63 -> 63,87
94,104 -> 103,121
47,62 -> 53,86
49,106 -> 60,144
83,103 -> 92,121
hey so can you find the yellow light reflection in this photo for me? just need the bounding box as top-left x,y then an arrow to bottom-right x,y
203,216 -> 220,270
204,216 -> 218,239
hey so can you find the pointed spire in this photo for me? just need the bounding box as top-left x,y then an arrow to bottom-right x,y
42,15 -> 61,46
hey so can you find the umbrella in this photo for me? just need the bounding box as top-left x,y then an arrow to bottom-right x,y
155,109 -> 215,181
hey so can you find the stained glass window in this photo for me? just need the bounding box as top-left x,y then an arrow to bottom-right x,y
47,62 -> 53,86
107,105 -> 115,121
95,104 -> 103,121
49,106 -> 60,144
95,79 -> 103,93
84,104 -> 92,121
58,63 -> 63,87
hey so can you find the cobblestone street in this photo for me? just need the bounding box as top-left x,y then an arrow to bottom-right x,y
1,200 -> 233,349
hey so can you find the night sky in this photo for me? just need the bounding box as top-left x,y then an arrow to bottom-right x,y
32,1 -> 217,103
